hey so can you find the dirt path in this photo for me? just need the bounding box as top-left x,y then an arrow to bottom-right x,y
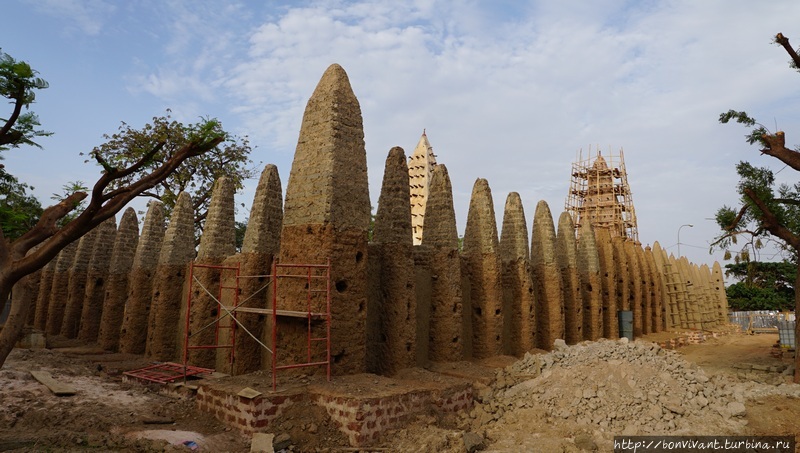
676,332 -> 785,373
675,333 -> 800,442
0,344 -> 251,452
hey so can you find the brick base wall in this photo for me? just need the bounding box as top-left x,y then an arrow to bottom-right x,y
195,379 -> 473,446
196,386 -> 305,435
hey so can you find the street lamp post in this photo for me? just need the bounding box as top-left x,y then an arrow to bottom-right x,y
677,224 -> 694,257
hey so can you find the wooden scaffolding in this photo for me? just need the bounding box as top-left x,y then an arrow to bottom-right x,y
565,147 -> 639,242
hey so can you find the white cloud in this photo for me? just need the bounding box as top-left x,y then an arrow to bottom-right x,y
24,0 -> 115,35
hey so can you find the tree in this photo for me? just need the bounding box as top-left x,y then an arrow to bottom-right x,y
714,32 -> 800,383
0,50 -> 227,368
0,49 -> 51,151
235,218 -> 247,252
0,48 -> 48,242
724,261 -> 796,311
50,181 -> 88,226
0,168 -> 42,241
89,112 -> 258,238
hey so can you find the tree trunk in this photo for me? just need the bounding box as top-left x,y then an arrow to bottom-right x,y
795,265 -> 800,384
0,273 -> 34,369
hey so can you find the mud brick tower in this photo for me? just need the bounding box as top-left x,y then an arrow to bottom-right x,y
278,64 -> 371,375
566,149 -> 638,242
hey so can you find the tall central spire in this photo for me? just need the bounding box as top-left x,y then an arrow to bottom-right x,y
408,130 -> 437,245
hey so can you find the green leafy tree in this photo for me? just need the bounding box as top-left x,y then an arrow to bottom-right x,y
234,218 -> 247,252
0,48 -> 48,242
714,32 -> 800,383
0,50 -> 229,369
724,261 -> 796,311
88,112 -> 258,236
712,160 -> 800,261
0,49 -> 51,151
0,168 -> 42,241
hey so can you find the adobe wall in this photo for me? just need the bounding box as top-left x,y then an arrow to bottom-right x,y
17,248 -> 43,327
119,202 -> 165,354
146,191 -> 196,362
369,147 -> 417,375
498,192 -> 535,356
644,247 -> 663,333
635,244 -> 651,335
594,228 -> 618,339
97,208 -> 139,351
412,247 -> 432,368
623,241 -> 643,337
612,237 -> 630,312
698,264 -> 718,329
236,164 -> 282,375
421,164 -> 464,362
556,212 -> 582,344
32,259 -> 55,331
78,218 -> 117,342
60,227 -> 99,338
654,244 -> 681,329
711,262 -> 728,322
668,254 -> 690,329
45,241 -> 78,335
462,178 -> 503,358
677,257 -> 701,329
278,64 -> 370,375
214,253 -> 242,374
460,256 -> 474,359
530,201 -> 565,351
188,177 -> 236,369
577,221 -> 602,340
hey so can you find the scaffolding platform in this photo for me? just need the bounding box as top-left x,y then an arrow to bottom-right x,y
182,259 -> 332,391
123,362 -> 215,384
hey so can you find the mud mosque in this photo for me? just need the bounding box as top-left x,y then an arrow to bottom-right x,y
15,63 -> 728,444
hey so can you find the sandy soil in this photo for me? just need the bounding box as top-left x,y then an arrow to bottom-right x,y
0,331 -> 797,452
676,333 -> 800,440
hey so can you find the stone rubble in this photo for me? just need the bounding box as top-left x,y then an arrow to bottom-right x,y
468,338 -> 800,439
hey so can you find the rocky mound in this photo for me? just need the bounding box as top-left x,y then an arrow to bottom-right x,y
468,338 -> 760,450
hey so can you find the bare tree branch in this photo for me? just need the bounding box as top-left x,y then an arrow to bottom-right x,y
759,131 -> 800,171
724,205 -> 750,232
776,33 -> 800,70
7,192 -> 87,262
10,136 -> 222,279
0,88 -> 24,142
744,187 -> 800,250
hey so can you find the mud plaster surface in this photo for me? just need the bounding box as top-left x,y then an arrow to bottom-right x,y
278,224 -> 367,375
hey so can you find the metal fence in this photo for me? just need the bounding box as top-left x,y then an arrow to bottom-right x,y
728,310 -> 795,334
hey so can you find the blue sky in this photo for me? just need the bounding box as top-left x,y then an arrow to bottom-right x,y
4,0 -> 800,272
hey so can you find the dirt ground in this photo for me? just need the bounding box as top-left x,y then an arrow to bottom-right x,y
676,333 -> 800,440
0,331 -> 798,452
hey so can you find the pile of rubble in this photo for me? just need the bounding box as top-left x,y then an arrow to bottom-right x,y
468,338 -> 796,441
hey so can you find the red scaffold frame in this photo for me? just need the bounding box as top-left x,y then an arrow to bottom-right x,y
179,259 -> 331,390
182,262 -> 241,375
270,260 -> 331,390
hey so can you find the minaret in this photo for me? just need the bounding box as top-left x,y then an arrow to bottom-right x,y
408,130 -> 438,245
565,148 -> 638,242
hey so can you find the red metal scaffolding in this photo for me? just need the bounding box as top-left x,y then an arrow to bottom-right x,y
180,259 -> 331,390
183,262 -> 241,374
269,260 -> 331,390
